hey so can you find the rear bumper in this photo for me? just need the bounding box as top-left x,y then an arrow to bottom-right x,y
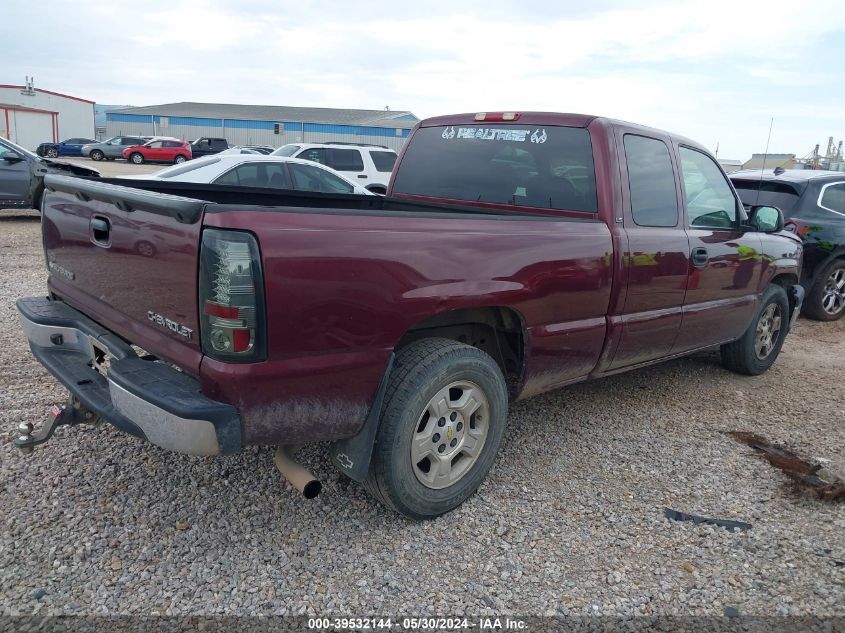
16,297 -> 241,455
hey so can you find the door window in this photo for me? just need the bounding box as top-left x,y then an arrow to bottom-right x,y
370,150 -> 397,172
819,182 -> 845,214
623,134 -> 678,227
214,162 -> 291,189
147,141 -> 164,148
680,147 -> 739,228
289,163 -> 354,193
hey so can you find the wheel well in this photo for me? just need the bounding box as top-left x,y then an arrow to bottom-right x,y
366,185 -> 386,195
770,273 -> 800,313
396,307 -> 525,397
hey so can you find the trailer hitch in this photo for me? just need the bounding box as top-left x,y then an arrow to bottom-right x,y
14,399 -> 97,454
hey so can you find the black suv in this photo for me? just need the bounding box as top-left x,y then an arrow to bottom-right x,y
731,169 -> 845,320
190,137 -> 229,158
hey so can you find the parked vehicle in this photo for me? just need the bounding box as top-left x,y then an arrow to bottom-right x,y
190,137 -> 229,158
243,145 -> 275,155
16,112 -> 803,519
36,138 -> 98,158
118,155 -> 372,195
730,169 -> 845,321
81,136 -> 152,161
218,146 -> 263,155
0,136 -> 98,210
122,139 -> 192,165
272,142 -> 397,194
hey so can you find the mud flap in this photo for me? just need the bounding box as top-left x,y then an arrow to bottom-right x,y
330,353 -> 394,482
789,284 -> 805,329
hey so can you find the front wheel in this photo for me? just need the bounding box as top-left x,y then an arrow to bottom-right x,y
90,150 -> 105,161
45,147 -> 59,158
363,338 -> 508,519
721,284 -> 790,375
130,152 -> 144,165
804,259 -> 845,321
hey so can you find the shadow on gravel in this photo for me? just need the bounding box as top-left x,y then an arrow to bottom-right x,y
0,214 -> 40,222
729,431 -> 845,501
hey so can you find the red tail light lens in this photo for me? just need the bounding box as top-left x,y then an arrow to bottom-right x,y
199,229 -> 266,362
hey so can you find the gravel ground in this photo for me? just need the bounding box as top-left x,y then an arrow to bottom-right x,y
0,215 -> 842,620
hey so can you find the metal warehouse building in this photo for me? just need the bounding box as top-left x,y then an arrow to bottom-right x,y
106,102 -> 419,151
0,79 -> 95,150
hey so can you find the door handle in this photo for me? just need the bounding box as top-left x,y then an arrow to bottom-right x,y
90,216 -> 110,244
357,175 -> 367,179
691,247 -> 709,267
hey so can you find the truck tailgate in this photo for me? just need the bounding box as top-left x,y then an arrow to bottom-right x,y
41,174 -> 207,375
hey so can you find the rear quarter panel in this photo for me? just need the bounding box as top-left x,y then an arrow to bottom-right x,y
200,207 -> 614,444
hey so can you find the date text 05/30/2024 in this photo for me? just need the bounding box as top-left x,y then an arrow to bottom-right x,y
307,617 -> 527,630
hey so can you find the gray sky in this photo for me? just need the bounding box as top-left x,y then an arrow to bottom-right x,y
6,0 -> 845,159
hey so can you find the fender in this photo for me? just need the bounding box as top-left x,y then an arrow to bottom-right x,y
330,353 -> 395,482
806,247 -> 845,286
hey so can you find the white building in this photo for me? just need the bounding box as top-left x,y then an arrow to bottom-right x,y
0,80 -> 95,150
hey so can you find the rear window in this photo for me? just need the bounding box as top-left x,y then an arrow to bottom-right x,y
273,144 -> 300,157
392,125 -> 597,212
157,157 -> 221,178
370,150 -> 397,172
731,179 -> 802,214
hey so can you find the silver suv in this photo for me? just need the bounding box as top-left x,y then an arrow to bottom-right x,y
272,142 -> 397,194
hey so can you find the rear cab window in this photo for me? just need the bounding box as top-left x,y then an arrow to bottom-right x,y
392,125 -> 598,212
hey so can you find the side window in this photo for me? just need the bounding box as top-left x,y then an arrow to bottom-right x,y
148,141 -> 164,148
370,151 -> 397,172
328,149 -> 364,172
623,134 -> 679,227
819,183 -> 845,214
289,164 -> 354,194
214,163 -> 291,189
680,147 -> 738,228
164,141 -> 183,148
297,148 -> 329,165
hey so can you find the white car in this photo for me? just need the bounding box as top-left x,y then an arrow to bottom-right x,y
271,143 -> 397,194
118,155 -> 373,195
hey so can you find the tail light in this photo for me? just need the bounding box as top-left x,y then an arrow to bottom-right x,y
199,229 -> 266,362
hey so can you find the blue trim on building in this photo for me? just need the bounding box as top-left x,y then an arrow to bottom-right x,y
106,112 -> 412,138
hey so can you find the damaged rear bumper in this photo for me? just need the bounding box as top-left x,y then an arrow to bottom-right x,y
16,296 -> 241,455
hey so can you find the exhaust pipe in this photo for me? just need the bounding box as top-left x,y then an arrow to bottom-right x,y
273,445 -> 322,499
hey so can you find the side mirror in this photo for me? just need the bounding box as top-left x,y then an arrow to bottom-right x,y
2,151 -> 23,163
748,205 -> 784,233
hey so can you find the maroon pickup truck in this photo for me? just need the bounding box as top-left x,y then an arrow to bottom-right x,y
16,112 -> 803,518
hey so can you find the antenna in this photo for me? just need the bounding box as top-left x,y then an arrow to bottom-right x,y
754,117 -> 774,206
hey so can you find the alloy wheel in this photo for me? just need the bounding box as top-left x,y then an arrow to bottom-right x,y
822,268 -> 845,316
754,303 -> 782,359
411,381 -> 490,490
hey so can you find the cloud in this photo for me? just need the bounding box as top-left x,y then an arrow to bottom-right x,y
4,0 -> 844,158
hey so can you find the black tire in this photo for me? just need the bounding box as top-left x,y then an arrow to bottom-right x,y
721,284 -> 790,375
130,152 -> 144,165
90,150 -> 105,161
803,259 -> 845,321
363,338 -> 508,519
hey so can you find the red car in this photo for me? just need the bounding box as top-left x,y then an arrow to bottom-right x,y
122,139 -> 192,165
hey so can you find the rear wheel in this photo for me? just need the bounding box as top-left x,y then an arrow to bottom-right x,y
804,259 -> 845,321
174,154 -> 187,164
721,284 -> 790,375
363,338 -> 508,519
90,150 -> 105,161
45,147 -> 59,158
130,152 -> 144,165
